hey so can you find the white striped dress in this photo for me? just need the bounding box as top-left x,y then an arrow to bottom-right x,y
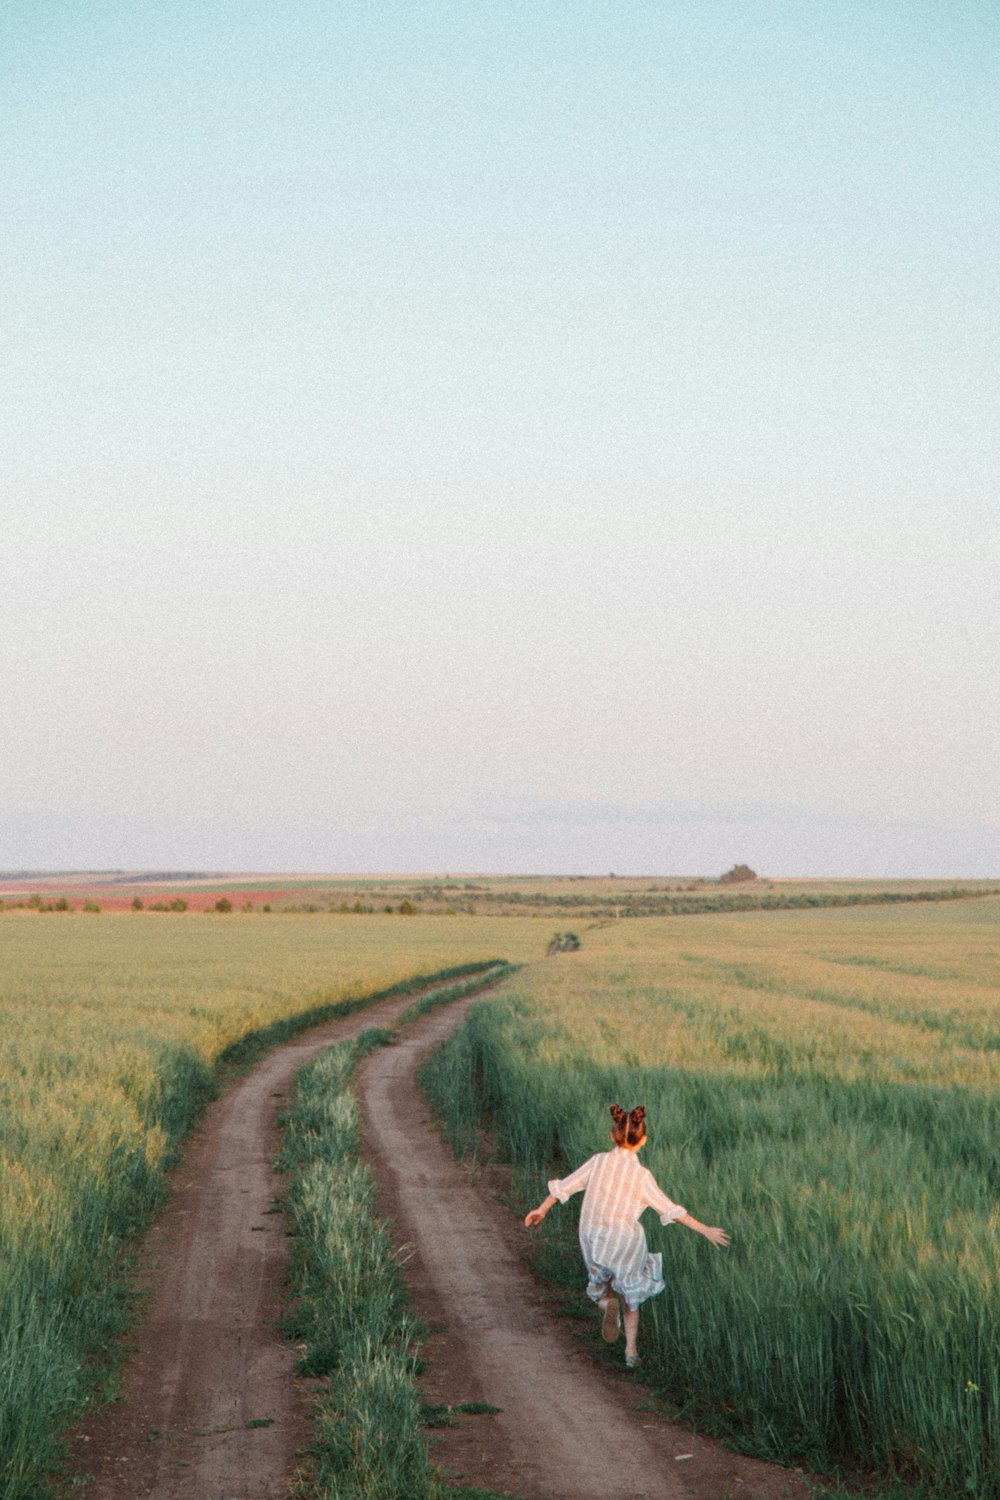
548,1148 -> 687,1310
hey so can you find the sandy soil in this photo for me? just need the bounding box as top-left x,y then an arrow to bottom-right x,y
63,980 -> 815,1500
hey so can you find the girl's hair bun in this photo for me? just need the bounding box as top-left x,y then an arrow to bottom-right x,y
610,1102 -> 646,1145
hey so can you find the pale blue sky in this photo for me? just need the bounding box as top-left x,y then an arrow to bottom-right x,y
3,2 -> 997,876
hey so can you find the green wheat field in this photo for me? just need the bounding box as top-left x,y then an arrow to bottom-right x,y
424,897 -> 1000,1498
1,887 -> 998,1497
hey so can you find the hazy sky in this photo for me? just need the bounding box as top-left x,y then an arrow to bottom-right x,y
3,2 -> 997,877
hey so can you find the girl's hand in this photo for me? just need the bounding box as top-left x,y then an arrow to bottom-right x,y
524,1193 -> 557,1228
678,1212 -> 730,1247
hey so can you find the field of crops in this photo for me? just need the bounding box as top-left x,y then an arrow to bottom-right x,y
0,912 -> 540,1498
423,898 -> 1000,1498
2,869 -> 995,916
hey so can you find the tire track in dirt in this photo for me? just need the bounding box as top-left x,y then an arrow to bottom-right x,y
358,993 -> 815,1500
61,982 -> 481,1500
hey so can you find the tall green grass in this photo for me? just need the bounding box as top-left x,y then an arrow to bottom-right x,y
421,905 -> 1000,1498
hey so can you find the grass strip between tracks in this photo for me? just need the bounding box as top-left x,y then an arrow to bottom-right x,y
278,965 -> 514,1500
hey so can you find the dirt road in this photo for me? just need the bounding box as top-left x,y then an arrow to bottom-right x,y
62,985 -> 440,1500
66,979 -> 814,1500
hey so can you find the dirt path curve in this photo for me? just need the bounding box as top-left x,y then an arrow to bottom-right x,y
65,978 -> 816,1500
359,993 -> 814,1500
63,984 -> 459,1500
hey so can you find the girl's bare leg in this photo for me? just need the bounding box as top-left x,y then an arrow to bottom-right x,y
623,1305 -> 639,1360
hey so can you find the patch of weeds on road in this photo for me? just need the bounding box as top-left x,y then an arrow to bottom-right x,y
280,966 -> 514,1500
441,1487 -> 522,1500
421,1404 -> 461,1429
421,1401 -> 503,1427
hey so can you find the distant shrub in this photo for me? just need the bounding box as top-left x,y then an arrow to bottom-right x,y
398,899 -> 417,915
132,897 -> 144,911
169,898 -> 187,912
214,897 -> 233,914
83,901 -> 102,914
241,902 -> 254,914
720,864 -> 758,884
262,904 -> 271,913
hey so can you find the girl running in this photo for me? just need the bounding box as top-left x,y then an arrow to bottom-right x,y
524,1103 -> 729,1367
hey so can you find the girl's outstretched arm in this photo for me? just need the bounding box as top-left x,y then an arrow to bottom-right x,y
526,1153 -> 598,1226
677,1212 -> 730,1247
524,1194 -> 557,1228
